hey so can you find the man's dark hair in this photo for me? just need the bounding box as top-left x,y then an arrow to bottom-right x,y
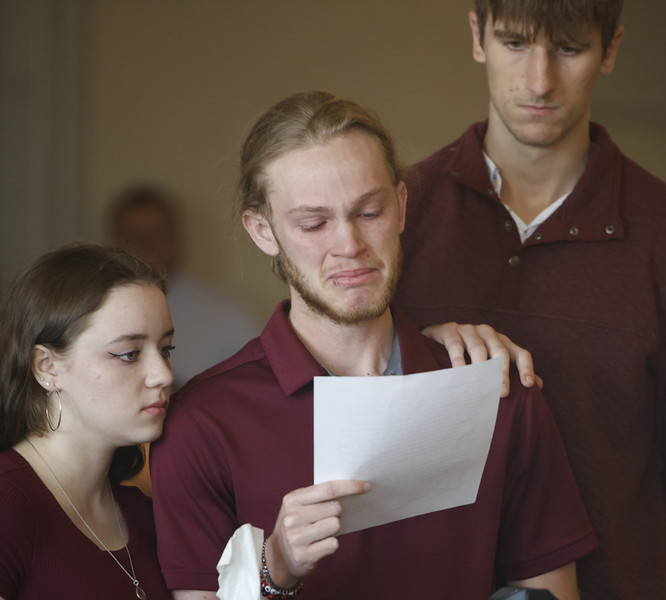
474,0 -> 623,55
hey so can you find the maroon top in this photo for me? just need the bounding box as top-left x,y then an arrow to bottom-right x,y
151,301 -> 596,598
397,121 -> 666,600
0,449 -> 169,599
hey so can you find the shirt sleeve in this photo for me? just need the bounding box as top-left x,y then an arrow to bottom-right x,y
151,397 -> 240,592
497,384 -> 598,581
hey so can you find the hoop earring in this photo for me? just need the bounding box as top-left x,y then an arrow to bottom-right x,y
46,388 -> 62,431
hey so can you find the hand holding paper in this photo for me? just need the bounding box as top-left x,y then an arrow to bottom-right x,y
264,479 -> 371,587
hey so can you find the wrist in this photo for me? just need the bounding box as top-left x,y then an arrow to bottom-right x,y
261,538 -> 303,599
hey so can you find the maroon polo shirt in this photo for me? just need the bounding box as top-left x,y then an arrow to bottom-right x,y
151,301 -> 596,598
397,121 -> 666,600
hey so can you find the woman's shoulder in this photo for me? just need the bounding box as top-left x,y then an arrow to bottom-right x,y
0,449 -> 44,525
0,448 -> 37,495
0,447 -> 28,473
0,451 -> 40,571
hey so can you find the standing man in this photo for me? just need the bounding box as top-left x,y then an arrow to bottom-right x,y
396,2 -> 666,598
151,91 -> 596,600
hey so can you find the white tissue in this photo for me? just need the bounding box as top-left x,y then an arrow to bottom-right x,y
216,524 -> 264,600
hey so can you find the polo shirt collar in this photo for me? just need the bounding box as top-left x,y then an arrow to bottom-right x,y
261,300 -> 327,397
444,120 -> 625,244
391,303 -> 441,375
260,300 -> 440,396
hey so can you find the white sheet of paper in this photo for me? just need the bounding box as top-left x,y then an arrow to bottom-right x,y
313,356 -> 503,534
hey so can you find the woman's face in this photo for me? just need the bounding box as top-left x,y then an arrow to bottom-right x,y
52,283 -> 174,449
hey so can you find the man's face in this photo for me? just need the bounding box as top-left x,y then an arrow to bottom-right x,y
246,130 -> 406,326
470,12 -> 622,149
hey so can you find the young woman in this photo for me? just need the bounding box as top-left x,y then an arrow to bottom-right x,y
0,243 -> 174,599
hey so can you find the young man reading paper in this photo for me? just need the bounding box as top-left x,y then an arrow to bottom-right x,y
151,91 -> 596,600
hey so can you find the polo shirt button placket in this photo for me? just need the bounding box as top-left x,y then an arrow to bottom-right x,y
500,252 -> 523,308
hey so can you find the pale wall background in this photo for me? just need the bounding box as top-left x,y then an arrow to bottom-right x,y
2,0 -> 665,324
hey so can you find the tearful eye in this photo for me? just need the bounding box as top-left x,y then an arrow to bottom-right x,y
301,222 -> 325,232
161,345 -> 175,359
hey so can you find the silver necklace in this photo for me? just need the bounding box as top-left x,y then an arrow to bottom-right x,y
26,439 -> 147,599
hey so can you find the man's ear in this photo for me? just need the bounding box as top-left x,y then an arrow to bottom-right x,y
31,345 -> 58,391
397,181 -> 408,234
242,210 -> 280,257
600,26 -> 624,75
469,11 -> 487,64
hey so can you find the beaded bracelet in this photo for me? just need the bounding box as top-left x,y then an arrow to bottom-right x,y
260,539 -> 303,600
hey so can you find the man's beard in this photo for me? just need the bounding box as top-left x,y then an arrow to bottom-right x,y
276,244 -> 403,326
